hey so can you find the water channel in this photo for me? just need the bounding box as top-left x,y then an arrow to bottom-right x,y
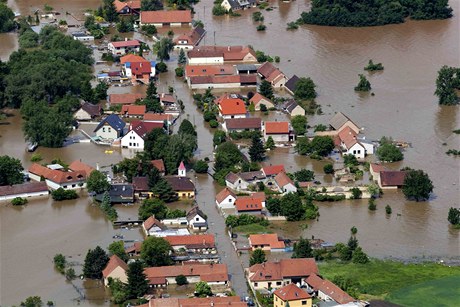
1,0 -> 459,305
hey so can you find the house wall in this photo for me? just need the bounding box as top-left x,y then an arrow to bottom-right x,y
189,215 -> 206,228
255,99 -> 274,111
46,179 -> 86,191
28,173 -> 42,182
274,296 -> 312,307
249,278 -> 288,291
96,123 -> 120,140
265,133 -> 289,143
0,190 -> 49,202
124,66 -> 133,77
290,106 -> 306,117
176,190 -> 195,200
191,82 -> 240,89
272,76 -> 287,88
345,143 -> 366,159
216,195 -> 237,209
221,114 -> 247,120
104,267 -> 128,286
74,109 -> 92,120
188,57 -> 224,65
121,130 -> 144,150
362,142 -> 374,155
221,0 -> 231,11
162,217 -> 188,227
281,183 -> 297,194
337,121 -> 360,134
225,179 -> 250,191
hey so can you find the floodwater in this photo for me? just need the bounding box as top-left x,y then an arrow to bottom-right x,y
1,0 -> 460,305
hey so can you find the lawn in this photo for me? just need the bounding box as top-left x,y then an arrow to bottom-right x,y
233,223 -> 271,235
318,260 -> 460,300
386,275 -> 460,307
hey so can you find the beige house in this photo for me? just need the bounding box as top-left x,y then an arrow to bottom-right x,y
102,255 -> 128,286
249,93 -> 274,111
273,283 -> 312,307
283,100 -> 306,117
329,112 -> 361,134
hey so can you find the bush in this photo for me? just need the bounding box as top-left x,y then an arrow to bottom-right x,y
368,198 -> 377,211
256,24 -> 266,31
156,62 -> 168,73
323,163 -> 334,174
377,143 -> 404,162
350,187 -> 362,200
30,153 -> 43,162
287,22 -> 299,30
364,59 -> 384,71
203,111 -> 217,122
51,188 -> 78,201
194,160 -> 208,173
53,254 -> 66,273
209,119 -> 219,128
175,274 -> 188,285
65,268 -> 76,280
351,226 -> 358,235
385,204 -> 392,214
175,67 -> 184,77
141,25 -> 157,35
11,197 -> 28,206
212,5 -> 227,16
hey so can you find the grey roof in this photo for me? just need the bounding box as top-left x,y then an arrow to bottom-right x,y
226,0 -> 256,9
283,99 -> 299,113
94,184 -> 134,203
238,171 -> 265,182
285,75 -> 300,93
329,112 -> 352,131
164,176 -> 195,191
225,172 -> 239,184
236,64 -> 257,71
81,102 -> 102,117
94,114 -> 126,132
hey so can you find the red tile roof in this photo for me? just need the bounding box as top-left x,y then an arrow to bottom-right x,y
188,46 -> 256,62
144,113 -> 174,122
218,97 -> 247,116
274,171 -> 294,188
266,69 -> 285,83
128,121 -> 164,139
110,39 -> 140,48
143,216 -> 166,231
143,296 -> 246,307
165,234 -> 215,248
249,234 -> 285,249
185,64 -> 234,77
130,61 -> 152,76
265,121 -> 289,134
274,283 -> 311,301
109,93 -> 146,105
120,54 -> 149,64
151,159 -> 166,173
121,104 -> 146,116
338,126 -> 359,149
141,10 -> 192,24
132,176 -> 149,191
125,242 -> 142,254
235,196 -> 264,212
380,170 -> 406,187
0,182 -> 48,197
114,0 -> 141,12
144,263 -> 228,284
262,164 -> 285,176
249,92 -> 272,106
257,62 -> 277,78
305,273 -> 354,304
102,255 -> 128,278
28,164 -> 87,184
249,258 -> 318,282
370,163 -> 387,173
174,27 -> 206,46
224,117 -> 261,130
68,160 -> 95,177
215,187 -> 236,204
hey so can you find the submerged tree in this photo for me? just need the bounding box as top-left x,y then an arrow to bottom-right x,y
402,169 -> 433,201
354,74 -> 371,91
435,65 -> 460,105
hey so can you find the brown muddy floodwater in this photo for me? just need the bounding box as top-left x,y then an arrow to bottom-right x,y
1,0 -> 460,305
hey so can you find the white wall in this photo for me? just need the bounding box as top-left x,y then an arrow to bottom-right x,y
188,57 -> 224,65
121,130 -> 145,150
216,195 -> 236,209
96,124 -> 120,140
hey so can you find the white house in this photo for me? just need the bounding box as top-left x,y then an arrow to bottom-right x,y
264,121 -> 294,143
94,114 -> 126,140
0,182 -> 49,202
121,121 -> 164,150
217,95 -> 247,120
274,172 -> 297,194
28,163 -> 89,191
108,39 -> 140,56
338,126 -> 373,159
221,0 -> 257,11
215,187 -> 237,209
225,171 -> 266,191
186,206 -> 208,231
142,216 -> 167,236
71,32 -> 94,42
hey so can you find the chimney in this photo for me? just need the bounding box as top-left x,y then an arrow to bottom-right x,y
122,185 -> 126,191
125,37 -> 128,41
228,46 -> 230,51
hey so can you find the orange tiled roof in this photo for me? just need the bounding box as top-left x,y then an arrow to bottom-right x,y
141,10 -> 192,24
142,297 -> 247,307
144,113 -> 173,122
102,255 -> 128,278
274,171 -> 294,188
120,54 -> 149,64
215,187 -> 236,204
265,121 -> 289,134
262,164 -> 285,176
109,93 -> 146,105
28,163 -> 87,184
305,273 -> 354,304
274,283 -> 311,301
164,234 -> 215,248
68,160 -> 95,177
144,263 -> 228,283
151,159 -> 166,172
249,258 -> 318,282
249,92 -> 272,106
218,97 -> 246,116
249,234 -> 285,249
185,64 -> 235,77
338,126 -> 358,149
121,104 -> 146,116
235,196 -> 264,212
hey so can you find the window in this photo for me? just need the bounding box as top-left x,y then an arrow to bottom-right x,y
63,185 -> 67,189
302,301 -> 307,305
72,184 -> 76,188
276,281 -> 282,285
195,217 -> 199,221
108,127 -> 112,132
358,150 -> 361,154
254,283 -> 258,287
102,127 -> 105,132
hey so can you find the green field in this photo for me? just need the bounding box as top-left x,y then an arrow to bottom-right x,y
318,260 -> 460,301
386,275 -> 460,307
233,223 -> 271,235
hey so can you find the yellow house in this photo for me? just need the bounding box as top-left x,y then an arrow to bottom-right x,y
273,283 -> 312,307
165,176 -> 196,200
102,255 -> 128,286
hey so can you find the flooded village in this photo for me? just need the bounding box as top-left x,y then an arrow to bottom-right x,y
0,0 -> 459,306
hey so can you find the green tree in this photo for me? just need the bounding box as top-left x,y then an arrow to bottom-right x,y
195,281 -> 212,297
53,254 -> 66,273
351,226 -> 358,235
94,82 -> 109,101
20,296 -> 43,307
51,188 -> 78,201
0,3 -> 15,33
126,261 -> 148,299
108,241 -> 128,262
368,198 -> 377,211
336,243 -> 352,261
152,178 -> 178,203
292,237 -> 313,258
103,0 -> 118,22
11,197 -> 28,206
154,37 -> 174,61
138,198 -> 167,220
434,65 -> 460,105
265,136 -> 276,150
323,163 -> 334,174
354,74 -> 371,91
140,236 -> 172,266
249,248 -> 266,266
311,136 -> 334,156
294,169 -> 315,182
86,170 -> 110,194
141,0 -> 163,11
214,141 -> 243,172
347,236 -> 359,251
178,48 -> 187,65
178,119 -> 197,137
364,59 -> 384,71
194,160 -> 208,173
294,77 -> 317,100
367,183 -> 380,198
65,268 -> 76,280
266,197 -> 281,215
0,155 -> 24,186
281,193 -> 305,221
385,204 -> 392,214
403,169 -> 433,201
377,143 -> 403,162
83,246 -> 109,279
146,79 -> 158,99
343,154 -> 358,167
249,134 -> 266,162
19,30 -> 39,48
258,80 -> 274,100
447,207 -> 460,226
213,130 -> 226,147
291,115 -> 307,135
352,247 -> 369,264
350,187 -> 362,199
175,274 -> 188,285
